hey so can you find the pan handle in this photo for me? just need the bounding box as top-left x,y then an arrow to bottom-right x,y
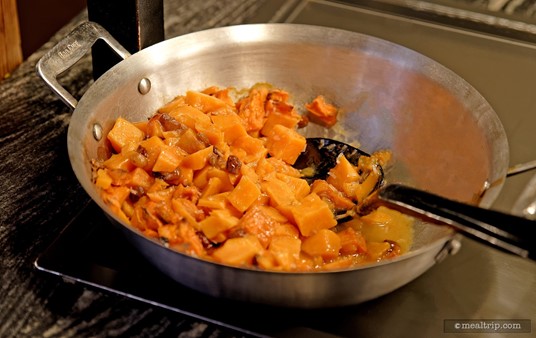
376,184 -> 536,261
36,21 -> 131,110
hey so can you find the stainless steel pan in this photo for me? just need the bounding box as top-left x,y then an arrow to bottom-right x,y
37,21 -> 510,308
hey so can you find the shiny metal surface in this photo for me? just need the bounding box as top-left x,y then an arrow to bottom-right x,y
42,22 -> 510,307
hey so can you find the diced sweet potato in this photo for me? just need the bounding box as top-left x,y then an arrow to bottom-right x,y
180,146 -> 214,170
95,84 -> 412,272
139,136 -> 166,171
268,235 -> 301,270
305,95 -> 338,127
95,169 -> 113,189
171,198 -> 200,229
101,186 -> 131,211
201,177 -> 223,197
211,113 -> 248,144
310,179 -> 355,210
199,209 -> 240,242
227,175 -> 261,213
185,90 -> 231,113
107,117 -> 145,153
202,86 -> 235,106
197,191 -> 231,210
158,95 -> 186,114
265,157 -> 301,177
212,235 -> 264,266
231,135 -> 267,163
273,222 -> 299,238
236,205 -> 278,248
265,125 -> 306,165
236,85 -> 269,132
301,229 -> 342,260
260,112 -> 300,137
327,154 -> 359,193
103,153 -> 135,171
275,173 -> 310,200
176,128 -> 207,154
129,167 -> 154,190
265,98 -> 295,116
352,165 -> 382,204
289,193 -> 337,236
167,104 -> 212,129
337,227 -> 367,255
195,123 -> 224,148
152,145 -> 182,172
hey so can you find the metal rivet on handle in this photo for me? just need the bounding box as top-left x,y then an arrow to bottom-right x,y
138,78 -> 151,95
434,235 -> 462,263
92,123 -> 103,141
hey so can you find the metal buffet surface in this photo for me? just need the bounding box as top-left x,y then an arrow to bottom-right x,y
1,0 -> 536,337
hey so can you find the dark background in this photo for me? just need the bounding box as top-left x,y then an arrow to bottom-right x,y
17,0 -> 86,58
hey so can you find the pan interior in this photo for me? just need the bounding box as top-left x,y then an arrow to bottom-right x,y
68,23 -> 508,261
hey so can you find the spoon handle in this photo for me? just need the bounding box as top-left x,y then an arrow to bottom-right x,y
377,184 -> 536,260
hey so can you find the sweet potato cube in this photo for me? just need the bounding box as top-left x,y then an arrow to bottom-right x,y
305,95 -> 339,127
310,180 -> 355,210
351,166 -> 382,204
102,186 -> 131,210
180,145 -> 213,170
327,154 -> 359,193
177,128 -> 207,154
212,235 -> 264,266
95,169 -> 113,189
103,153 -> 135,171
195,123 -> 224,147
227,175 -> 261,212
107,117 -> 145,153
265,125 -> 306,165
301,229 -> 342,260
231,135 -> 267,163
273,222 -> 300,238
276,173 -> 310,199
129,167 -> 154,190
211,114 -> 248,144
265,157 -> 301,177
199,209 -> 240,242
133,121 -> 148,134
198,192 -> 231,210
158,95 -> 186,114
168,104 -> 212,129
268,235 -> 302,270
207,168 -> 235,191
261,177 -> 297,208
261,112 -> 300,137
171,198 -> 200,229
192,166 -> 211,190
201,177 -> 224,197
152,145 -> 182,172
289,193 -> 337,236
337,227 -> 367,255
185,90 -> 230,113
139,136 -> 166,171
237,85 -> 269,132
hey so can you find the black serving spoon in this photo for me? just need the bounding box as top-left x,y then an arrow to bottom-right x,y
294,138 -> 536,261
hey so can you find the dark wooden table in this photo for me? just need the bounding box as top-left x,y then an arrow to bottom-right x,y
2,1 -> 535,337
